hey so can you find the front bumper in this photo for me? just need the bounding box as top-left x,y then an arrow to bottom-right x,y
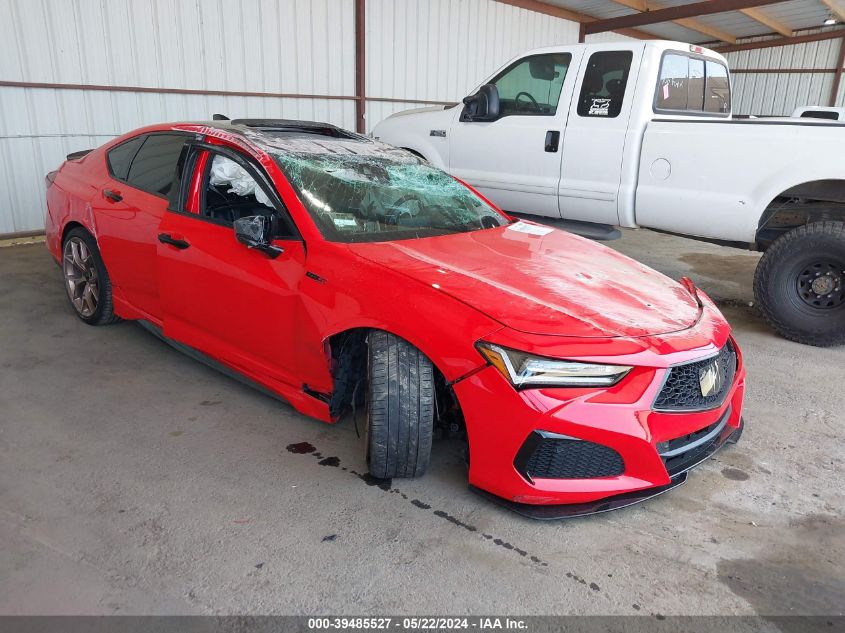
471,418 -> 743,519
451,323 -> 746,515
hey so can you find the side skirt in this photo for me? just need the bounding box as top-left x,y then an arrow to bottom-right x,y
135,320 -> 333,421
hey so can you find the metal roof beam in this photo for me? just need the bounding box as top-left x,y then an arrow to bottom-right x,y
494,0 -> 655,40
820,0 -> 845,23
714,27 -> 845,52
739,7 -> 793,37
609,0 -> 737,43
583,0 -> 786,36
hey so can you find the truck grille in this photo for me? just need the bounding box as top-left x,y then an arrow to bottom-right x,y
514,432 -> 624,481
653,340 -> 737,412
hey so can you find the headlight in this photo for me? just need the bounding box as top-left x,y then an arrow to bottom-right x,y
476,342 -> 632,388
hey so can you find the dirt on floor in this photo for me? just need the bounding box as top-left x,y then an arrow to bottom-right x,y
0,229 -> 842,617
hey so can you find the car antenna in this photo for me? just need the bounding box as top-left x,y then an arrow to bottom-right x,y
212,113 -> 230,121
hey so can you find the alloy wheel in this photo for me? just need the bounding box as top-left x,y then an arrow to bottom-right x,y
63,237 -> 99,317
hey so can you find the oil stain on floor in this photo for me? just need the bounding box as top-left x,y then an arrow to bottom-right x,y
285,441 -> 549,567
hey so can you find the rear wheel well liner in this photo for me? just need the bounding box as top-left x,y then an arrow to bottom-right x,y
756,179 -> 845,251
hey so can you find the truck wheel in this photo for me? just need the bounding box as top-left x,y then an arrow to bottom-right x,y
365,331 -> 434,478
62,227 -> 120,326
754,221 -> 845,346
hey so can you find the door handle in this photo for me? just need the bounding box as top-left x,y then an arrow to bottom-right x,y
544,130 -> 561,153
158,233 -> 190,250
103,189 -> 123,203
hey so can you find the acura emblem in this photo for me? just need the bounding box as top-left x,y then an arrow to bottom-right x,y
699,361 -> 722,397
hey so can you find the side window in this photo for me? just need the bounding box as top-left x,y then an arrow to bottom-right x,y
704,61 -> 730,114
106,136 -> 145,181
577,51 -> 633,118
491,53 -> 572,117
202,154 -> 279,228
125,134 -> 187,197
656,53 -> 731,115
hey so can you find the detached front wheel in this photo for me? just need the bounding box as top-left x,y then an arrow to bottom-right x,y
365,331 -> 434,478
754,221 -> 845,347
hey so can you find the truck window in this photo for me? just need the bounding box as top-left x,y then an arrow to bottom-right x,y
655,52 -> 730,115
577,51 -> 633,118
704,61 -> 730,114
490,53 -> 572,117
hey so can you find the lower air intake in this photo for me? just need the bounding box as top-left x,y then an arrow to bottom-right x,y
514,432 -> 624,481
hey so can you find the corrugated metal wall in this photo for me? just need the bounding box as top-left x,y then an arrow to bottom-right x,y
0,0 -> 637,234
725,36 -> 845,116
0,0 -> 357,234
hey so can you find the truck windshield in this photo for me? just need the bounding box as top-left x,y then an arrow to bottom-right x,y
271,146 -> 509,243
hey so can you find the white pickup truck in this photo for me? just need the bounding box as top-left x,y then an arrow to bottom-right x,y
372,40 -> 845,347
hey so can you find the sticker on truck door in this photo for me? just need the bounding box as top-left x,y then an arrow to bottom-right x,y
588,98 -> 611,116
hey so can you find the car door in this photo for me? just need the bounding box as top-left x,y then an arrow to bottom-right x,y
157,143 -> 307,388
448,51 -> 577,218
93,133 -> 189,322
558,48 -> 640,225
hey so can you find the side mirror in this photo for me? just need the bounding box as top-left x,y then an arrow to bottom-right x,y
461,84 -> 501,122
234,215 -> 283,259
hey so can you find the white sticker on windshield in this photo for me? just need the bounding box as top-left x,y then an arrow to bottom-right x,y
332,214 -> 358,229
508,222 -> 553,236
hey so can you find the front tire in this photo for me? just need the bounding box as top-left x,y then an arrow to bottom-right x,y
754,221 -> 845,346
365,331 -> 434,478
62,228 -> 119,326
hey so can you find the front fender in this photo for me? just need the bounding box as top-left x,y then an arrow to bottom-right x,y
371,106 -> 456,169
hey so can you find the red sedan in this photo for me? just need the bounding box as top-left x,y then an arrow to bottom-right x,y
45,119 -> 745,518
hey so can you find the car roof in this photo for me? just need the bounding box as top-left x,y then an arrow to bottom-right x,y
202,118 -> 377,156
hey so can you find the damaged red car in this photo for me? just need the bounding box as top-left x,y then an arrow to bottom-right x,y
45,119 -> 745,518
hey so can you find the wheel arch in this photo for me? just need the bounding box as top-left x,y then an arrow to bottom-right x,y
324,325 -> 464,422
756,179 -> 845,251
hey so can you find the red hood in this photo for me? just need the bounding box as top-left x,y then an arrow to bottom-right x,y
350,223 -> 702,338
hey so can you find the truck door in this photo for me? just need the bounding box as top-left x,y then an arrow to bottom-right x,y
448,52 -> 577,218
559,49 -> 639,225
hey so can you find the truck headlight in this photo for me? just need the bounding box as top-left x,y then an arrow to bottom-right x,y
477,342 -> 632,388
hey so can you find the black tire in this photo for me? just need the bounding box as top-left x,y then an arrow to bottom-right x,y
754,221 -> 845,347
365,331 -> 434,478
62,227 -> 120,326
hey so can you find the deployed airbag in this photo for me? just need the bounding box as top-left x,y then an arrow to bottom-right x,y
209,155 -> 272,207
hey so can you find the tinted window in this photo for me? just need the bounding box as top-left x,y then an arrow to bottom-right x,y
577,51 -> 633,118
491,53 -> 572,117
126,134 -> 186,197
107,136 -> 144,180
704,61 -> 730,114
800,110 -> 840,120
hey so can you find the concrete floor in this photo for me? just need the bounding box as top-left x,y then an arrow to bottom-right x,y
0,230 -> 843,616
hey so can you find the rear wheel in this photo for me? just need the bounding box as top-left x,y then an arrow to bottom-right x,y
365,331 -> 434,478
62,228 -> 119,326
754,221 -> 845,346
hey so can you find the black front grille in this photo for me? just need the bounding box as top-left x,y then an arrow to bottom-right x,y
654,340 -> 737,411
514,433 -> 624,481
658,406 -> 732,476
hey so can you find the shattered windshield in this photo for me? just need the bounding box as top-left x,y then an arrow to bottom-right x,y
254,131 -> 509,242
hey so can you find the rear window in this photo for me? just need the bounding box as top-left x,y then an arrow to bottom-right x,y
656,52 -> 730,115
125,134 -> 187,197
577,51 -> 633,118
106,136 -> 144,180
800,110 -> 840,120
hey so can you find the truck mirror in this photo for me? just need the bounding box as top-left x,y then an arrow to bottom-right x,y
461,84 -> 500,122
